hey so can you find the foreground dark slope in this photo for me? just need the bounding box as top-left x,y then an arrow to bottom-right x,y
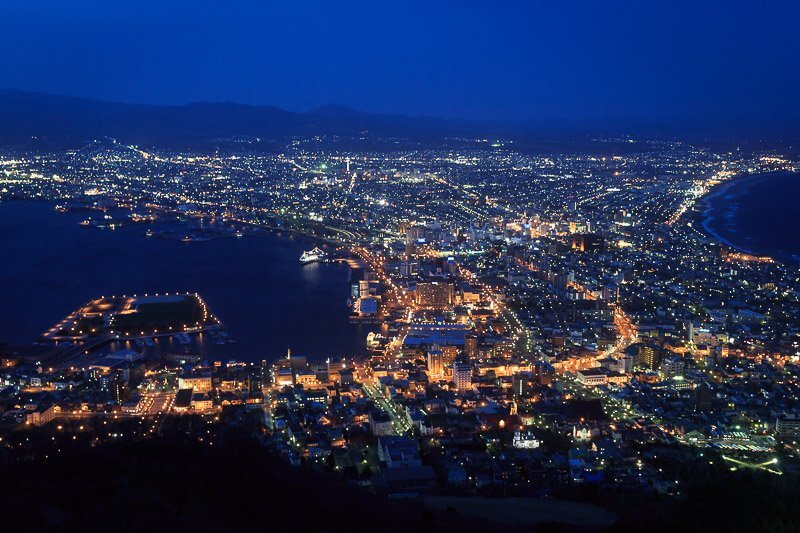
4,427 -> 800,532
0,434 -> 497,532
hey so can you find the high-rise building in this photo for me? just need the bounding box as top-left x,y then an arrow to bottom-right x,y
359,280 -> 380,299
620,354 -> 635,374
260,359 -> 270,388
453,360 -> 472,391
415,282 -> 454,308
445,256 -> 457,275
552,272 -> 570,291
512,371 -> 533,397
464,333 -> 479,359
424,345 -> 459,380
112,371 -> 127,405
440,345 -> 459,375
400,260 -> 420,277
637,344 -> 661,370
427,347 -> 445,379
532,361 -> 555,385
405,225 -> 429,258
327,357 -> 345,382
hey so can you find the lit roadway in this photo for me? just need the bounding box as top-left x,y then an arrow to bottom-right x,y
360,380 -> 412,435
138,391 -> 176,416
483,286 -> 533,358
612,307 -> 638,353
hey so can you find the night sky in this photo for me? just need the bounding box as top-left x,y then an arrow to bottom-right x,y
1,0 -> 798,122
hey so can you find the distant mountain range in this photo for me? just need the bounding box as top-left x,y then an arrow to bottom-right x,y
0,89 -> 796,149
0,89 -> 493,148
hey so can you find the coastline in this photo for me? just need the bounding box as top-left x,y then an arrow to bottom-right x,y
698,172 -> 764,255
0,199 -> 372,361
697,170 -> 796,260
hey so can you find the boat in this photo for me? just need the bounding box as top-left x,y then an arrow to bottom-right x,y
165,353 -> 202,364
181,235 -> 212,242
300,247 -> 326,263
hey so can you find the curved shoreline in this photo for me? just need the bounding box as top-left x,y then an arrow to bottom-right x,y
698,173 -> 764,255
698,170 -> 799,261
0,199 -> 371,361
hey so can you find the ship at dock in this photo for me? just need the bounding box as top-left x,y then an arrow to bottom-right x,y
299,247 -> 326,263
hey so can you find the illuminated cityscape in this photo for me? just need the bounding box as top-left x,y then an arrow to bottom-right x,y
1,134 -> 799,526
1,1 -> 800,530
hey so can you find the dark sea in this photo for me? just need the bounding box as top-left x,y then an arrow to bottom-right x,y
0,200 -> 374,362
703,171 -> 800,264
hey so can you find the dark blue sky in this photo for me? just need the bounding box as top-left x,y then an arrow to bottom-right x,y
1,0 -> 798,121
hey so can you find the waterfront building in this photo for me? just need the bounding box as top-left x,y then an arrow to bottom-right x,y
178,374 -> 213,393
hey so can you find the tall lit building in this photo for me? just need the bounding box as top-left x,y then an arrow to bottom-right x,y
440,345 -> 459,374
427,345 -> 459,380
464,333 -> 478,359
453,360 -> 472,391
112,372 -> 127,405
637,344 -> 661,370
427,347 -> 445,379
532,361 -> 554,385
415,282 -> 454,308
512,371 -> 532,397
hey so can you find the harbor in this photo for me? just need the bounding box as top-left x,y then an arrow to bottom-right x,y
0,201 -> 377,362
